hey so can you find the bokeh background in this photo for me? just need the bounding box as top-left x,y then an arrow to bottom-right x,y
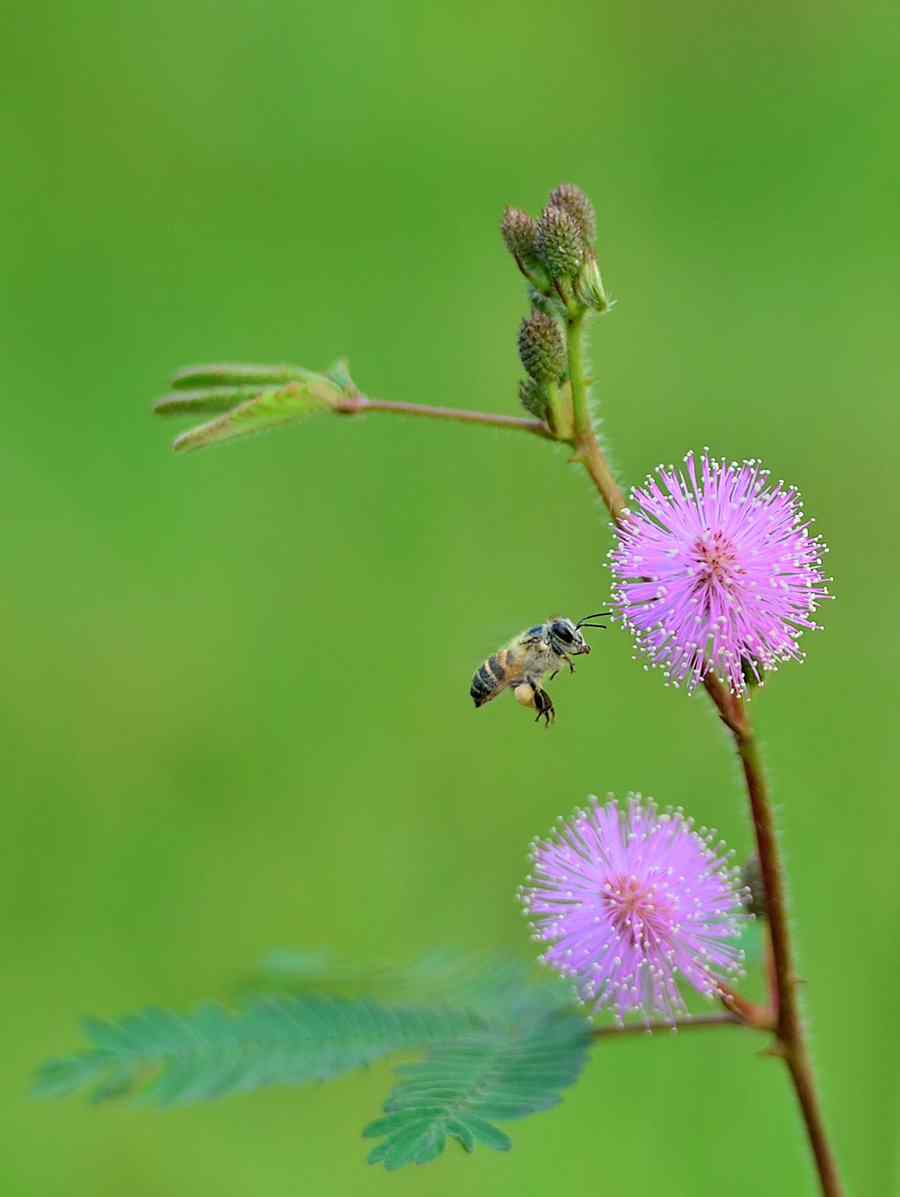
4,1 -> 898,1193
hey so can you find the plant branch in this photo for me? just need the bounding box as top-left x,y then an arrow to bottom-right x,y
564,311 -> 628,521
335,394 -> 554,439
717,982 -> 774,1031
705,683 -> 844,1197
591,1013 -> 744,1040
560,362 -> 845,1194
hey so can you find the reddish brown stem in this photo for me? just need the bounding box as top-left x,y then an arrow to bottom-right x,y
702,674 -> 844,1196
717,983 -> 774,1031
572,429 -> 844,1195
336,394 -> 554,439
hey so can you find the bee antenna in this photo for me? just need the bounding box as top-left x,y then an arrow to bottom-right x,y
577,612 -> 610,628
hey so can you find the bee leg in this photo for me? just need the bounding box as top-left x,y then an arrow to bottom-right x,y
563,654 -> 576,674
530,683 -> 555,727
549,669 -> 559,681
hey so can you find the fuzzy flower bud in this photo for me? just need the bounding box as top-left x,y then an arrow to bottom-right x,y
501,206 -> 539,261
517,311 -> 566,383
518,377 -> 550,420
536,205 -> 584,281
548,183 -> 597,247
501,207 -> 551,292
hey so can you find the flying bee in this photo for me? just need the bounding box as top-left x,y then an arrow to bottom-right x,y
470,614 -> 608,726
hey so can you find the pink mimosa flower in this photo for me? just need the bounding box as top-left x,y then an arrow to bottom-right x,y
610,451 -> 830,693
521,796 -> 745,1024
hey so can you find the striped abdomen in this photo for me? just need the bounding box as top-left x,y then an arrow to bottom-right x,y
470,650 -> 516,708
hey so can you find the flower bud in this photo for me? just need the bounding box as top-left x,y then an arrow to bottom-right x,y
548,183 -> 596,247
536,205 -> 584,281
741,856 -> 767,918
502,206 -> 551,291
501,206 -> 538,260
518,311 -> 566,383
518,377 -> 550,420
574,255 -> 608,312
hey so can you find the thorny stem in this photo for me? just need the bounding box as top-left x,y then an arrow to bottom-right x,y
335,393 -> 554,439
702,675 -> 844,1197
496,306 -> 844,1193
558,375 -> 843,1193
544,310 -> 844,1192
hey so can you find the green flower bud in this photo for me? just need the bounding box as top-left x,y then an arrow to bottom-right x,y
518,377 -> 550,420
536,205 -> 584,281
574,254 -> 608,312
548,183 -> 597,247
517,311 -> 566,383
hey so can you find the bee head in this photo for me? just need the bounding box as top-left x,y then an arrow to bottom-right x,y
549,617 -> 590,656
550,612 -> 610,656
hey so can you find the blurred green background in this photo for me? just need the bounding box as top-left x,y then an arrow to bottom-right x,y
3,1 -> 898,1192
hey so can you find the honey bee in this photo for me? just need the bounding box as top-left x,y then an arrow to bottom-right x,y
470,614 -> 608,726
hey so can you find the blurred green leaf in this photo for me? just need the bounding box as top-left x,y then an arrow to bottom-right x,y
35,951 -> 590,1171
246,948 -> 552,1014
171,376 -> 343,453
170,363 -> 314,390
363,998 -> 591,1170
34,998 -> 483,1107
154,385 -> 266,416
324,357 -> 356,391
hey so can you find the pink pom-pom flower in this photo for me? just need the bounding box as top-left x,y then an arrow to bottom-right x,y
521,795 -> 746,1024
610,451 -> 830,693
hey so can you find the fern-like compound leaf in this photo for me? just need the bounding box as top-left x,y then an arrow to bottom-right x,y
35,998 -> 482,1108
362,1003 -> 591,1170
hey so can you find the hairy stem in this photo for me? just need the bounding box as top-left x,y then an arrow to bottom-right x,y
556,348 -> 844,1194
565,311 -> 627,521
591,1013 -> 744,1040
336,394 -> 554,439
703,675 -> 844,1197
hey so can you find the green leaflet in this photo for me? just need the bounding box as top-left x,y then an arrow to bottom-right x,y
154,386 -> 267,416
362,1004 -> 592,1170
171,376 -> 343,453
154,360 -> 358,452
34,997 -> 483,1108
169,363 -> 314,391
